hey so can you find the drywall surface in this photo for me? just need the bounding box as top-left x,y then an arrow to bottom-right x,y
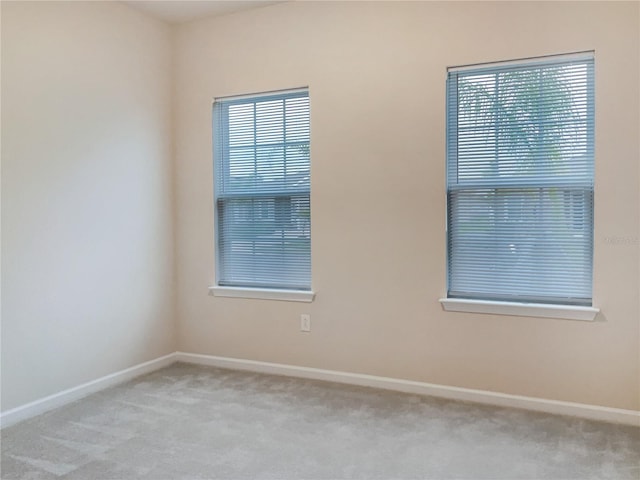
176,1 -> 640,411
1,1 -> 176,411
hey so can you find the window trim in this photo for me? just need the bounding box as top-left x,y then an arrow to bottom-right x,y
209,286 -> 315,303
439,298 -> 599,321
448,51 -> 594,73
212,87 -> 312,296
445,52 -> 596,310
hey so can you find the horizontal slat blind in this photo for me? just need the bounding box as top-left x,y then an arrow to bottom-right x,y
214,89 -> 311,290
446,53 -> 594,305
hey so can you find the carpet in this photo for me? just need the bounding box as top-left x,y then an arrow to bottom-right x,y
1,362 -> 638,479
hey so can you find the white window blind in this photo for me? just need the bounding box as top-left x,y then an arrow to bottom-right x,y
213,89 -> 311,290
446,53 -> 594,306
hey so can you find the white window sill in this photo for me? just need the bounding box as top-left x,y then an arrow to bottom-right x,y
209,286 -> 315,303
439,298 -> 599,321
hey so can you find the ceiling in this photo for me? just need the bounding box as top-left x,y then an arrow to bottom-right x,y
123,1 -> 283,23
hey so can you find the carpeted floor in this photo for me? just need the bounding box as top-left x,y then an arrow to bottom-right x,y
1,363 -> 638,479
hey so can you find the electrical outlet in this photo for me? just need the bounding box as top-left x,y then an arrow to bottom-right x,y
300,314 -> 311,332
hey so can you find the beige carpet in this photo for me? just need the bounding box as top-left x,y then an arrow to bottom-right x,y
1,362 -> 639,479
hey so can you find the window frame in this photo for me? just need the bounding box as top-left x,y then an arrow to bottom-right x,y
211,88 -> 315,302
440,52 -> 599,320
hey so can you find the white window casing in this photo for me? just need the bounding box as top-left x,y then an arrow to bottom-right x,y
213,88 -> 312,297
445,52 -> 596,312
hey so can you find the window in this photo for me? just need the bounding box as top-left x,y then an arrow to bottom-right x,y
445,52 -> 594,307
213,89 -> 311,294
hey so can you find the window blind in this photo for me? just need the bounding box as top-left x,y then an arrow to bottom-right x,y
446,53 -> 594,306
213,89 -> 311,290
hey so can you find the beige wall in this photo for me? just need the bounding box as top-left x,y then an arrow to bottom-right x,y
1,0 -> 637,415
1,1 -> 176,410
174,1 -> 640,410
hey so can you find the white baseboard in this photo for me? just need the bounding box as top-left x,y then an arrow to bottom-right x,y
3,351 -> 638,429
0,353 -> 177,429
176,352 -> 640,427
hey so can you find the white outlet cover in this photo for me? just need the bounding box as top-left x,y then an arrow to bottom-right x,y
300,314 -> 311,332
